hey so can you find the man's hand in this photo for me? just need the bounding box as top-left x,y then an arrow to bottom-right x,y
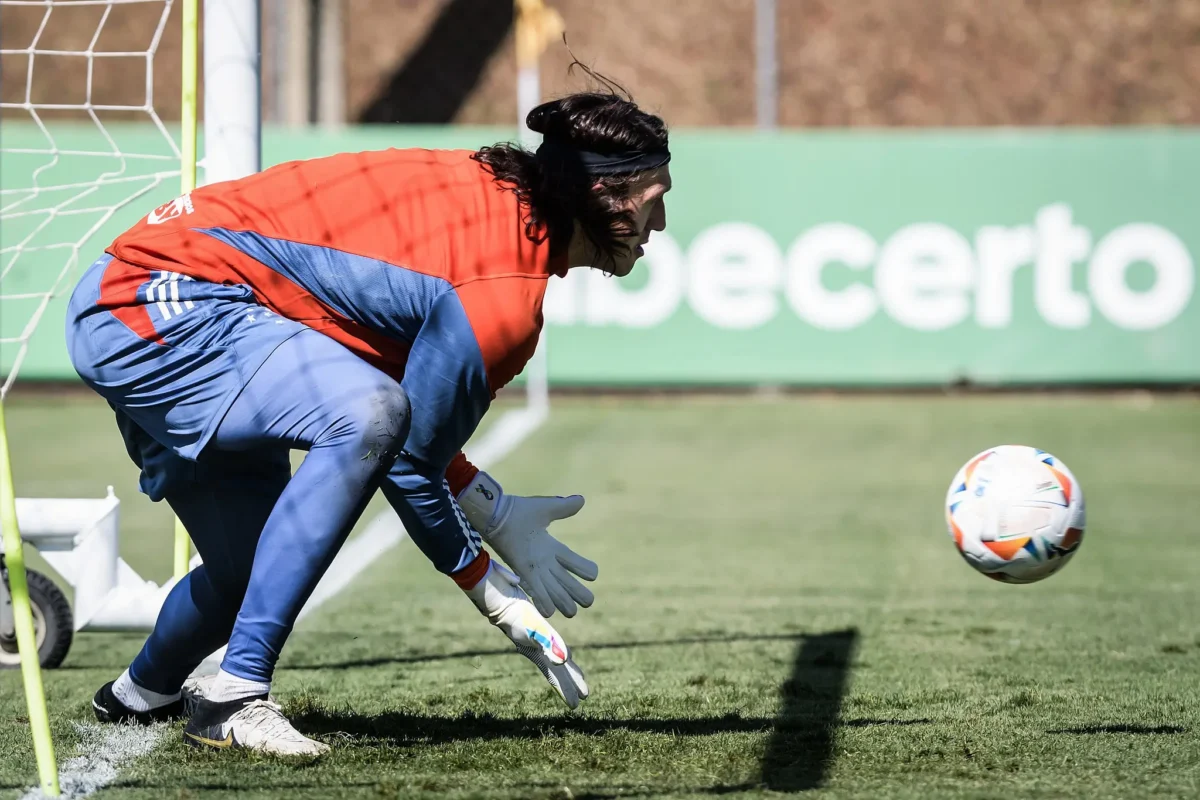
458,471 -> 598,618
462,555 -> 590,709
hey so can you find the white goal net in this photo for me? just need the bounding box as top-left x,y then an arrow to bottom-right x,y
0,0 -> 182,398
1,0 -> 551,416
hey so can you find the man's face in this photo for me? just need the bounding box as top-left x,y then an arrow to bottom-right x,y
607,166 -> 671,277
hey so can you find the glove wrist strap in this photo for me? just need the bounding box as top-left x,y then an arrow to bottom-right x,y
457,470 -> 505,535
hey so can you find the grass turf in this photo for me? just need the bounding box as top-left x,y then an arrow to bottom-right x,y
2,392 -> 1199,799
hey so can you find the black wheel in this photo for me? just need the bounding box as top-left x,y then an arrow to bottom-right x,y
0,569 -> 73,669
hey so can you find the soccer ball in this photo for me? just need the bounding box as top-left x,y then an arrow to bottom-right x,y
945,445 -> 1086,584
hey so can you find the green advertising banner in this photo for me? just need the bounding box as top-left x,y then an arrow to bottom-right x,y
545,129 -> 1199,385
3,124 -> 1197,385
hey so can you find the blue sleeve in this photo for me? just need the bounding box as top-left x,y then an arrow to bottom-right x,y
380,290 -> 492,574
194,228 -> 450,343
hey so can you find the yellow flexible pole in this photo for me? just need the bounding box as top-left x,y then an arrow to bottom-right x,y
174,0 -> 200,580
515,0 -> 564,69
0,402 -> 59,796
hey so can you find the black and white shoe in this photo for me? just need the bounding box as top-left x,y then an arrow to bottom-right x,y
93,675 -> 212,725
183,695 -> 329,756
92,681 -> 186,725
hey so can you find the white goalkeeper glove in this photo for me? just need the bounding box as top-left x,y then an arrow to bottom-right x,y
462,556 -> 590,709
458,471 -> 598,619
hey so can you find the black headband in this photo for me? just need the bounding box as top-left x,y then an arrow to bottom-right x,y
536,137 -> 671,176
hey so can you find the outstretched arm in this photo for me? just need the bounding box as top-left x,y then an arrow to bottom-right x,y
378,279 -> 592,708
378,288 -> 490,576
384,275 -> 597,617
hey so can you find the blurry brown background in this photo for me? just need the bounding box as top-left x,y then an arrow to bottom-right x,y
2,0 -> 1198,126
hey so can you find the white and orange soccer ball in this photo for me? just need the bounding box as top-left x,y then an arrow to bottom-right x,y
945,445 -> 1086,584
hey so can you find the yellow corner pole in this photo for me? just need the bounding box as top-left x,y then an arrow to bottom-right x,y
515,0 -> 563,155
515,0 -> 563,71
174,0 -> 200,581
0,402 -> 59,796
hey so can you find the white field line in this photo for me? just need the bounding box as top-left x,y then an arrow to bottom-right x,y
20,722 -> 166,800
20,405 -> 547,799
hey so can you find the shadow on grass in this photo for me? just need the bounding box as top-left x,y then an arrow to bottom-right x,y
1048,724 -> 1187,735
292,707 -> 922,747
290,629 -> 894,794
53,632 -> 811,672
280,631 -> 814,671
49,629 -> 933,795
761,629 -> 858,792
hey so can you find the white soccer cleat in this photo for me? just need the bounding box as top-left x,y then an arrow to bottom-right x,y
183,695 -> 330,757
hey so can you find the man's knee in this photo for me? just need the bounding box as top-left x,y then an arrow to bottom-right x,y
340,384 -> 411,459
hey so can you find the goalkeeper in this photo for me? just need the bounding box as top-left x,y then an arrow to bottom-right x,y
65,88 -> 670,756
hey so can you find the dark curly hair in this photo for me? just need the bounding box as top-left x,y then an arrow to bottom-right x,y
472,67 -> 669,270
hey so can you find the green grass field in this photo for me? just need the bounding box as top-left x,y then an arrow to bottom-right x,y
2,392 -> 1199,799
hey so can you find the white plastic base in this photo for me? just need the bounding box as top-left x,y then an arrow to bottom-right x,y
7,489 -> 189,632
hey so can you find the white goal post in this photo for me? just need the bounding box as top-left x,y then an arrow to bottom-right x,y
1,0 -> 262,634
